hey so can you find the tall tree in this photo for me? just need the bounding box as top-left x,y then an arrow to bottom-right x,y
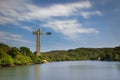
8,47 -> 21,57
20,47 -> 32,56
113,46 -> 120,61
0,43 -> 10,53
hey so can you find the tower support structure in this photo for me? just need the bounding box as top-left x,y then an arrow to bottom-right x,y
36,29 -> 41,56
33,28 -> 51,56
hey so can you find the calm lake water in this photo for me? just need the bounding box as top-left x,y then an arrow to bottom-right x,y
0,61 -> 120,80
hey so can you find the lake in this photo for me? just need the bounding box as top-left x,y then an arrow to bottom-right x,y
0,61 -> 120,80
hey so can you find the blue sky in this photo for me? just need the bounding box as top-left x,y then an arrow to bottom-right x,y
0,0 -> 120,52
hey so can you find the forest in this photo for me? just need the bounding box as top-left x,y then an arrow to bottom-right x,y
0,43 -> 120,67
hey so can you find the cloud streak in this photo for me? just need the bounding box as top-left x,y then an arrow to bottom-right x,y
43,19 -> 98,39
21,26 -> 33,32
0,0 -> 101,40
25,1 -> 92,19
0,31 -> 33,44
0,0 -> 101,23
80,11 -> 102,19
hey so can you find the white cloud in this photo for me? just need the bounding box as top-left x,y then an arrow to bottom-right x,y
25,1 -> 92,19
0,0 -> 101,40
0,15 -> 17,25
80,11 -> 102,19
43,19 -> 98,39
0,31 -> 33,44
21,26 -> 33,32
0,0 -> 101,24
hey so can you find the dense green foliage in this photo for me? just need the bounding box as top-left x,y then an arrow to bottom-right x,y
0,49 -> 14,66
41,47 -> 120,62
0,43 -> 41,67
0,43 -> 120,67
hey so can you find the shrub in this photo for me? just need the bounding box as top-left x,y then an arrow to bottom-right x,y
14,54 -> 32,65
0,54 -> 14,66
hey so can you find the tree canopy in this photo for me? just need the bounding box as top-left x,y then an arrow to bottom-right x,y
0,43 -> 120,67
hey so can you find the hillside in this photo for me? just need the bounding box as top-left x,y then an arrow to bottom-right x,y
0,43 -> 120,67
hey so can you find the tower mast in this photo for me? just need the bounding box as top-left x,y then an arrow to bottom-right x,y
36,29 -> 41,56
33,28 -> 51,56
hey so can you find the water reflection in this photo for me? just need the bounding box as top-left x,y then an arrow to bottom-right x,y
34,64 -> 41,80
40,61 -> 120,80
0,65 -> 30,80
117,64 -> 120,70
0,61 -> 120,80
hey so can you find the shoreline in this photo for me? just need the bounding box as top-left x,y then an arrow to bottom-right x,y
1,60 -> 120,68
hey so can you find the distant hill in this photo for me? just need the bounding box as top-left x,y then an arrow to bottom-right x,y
42,46 -> 120,61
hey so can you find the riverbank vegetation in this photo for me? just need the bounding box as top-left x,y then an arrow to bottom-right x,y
0,43 -> 41,67
0,43 -> 120,67
41,47 -> 120,62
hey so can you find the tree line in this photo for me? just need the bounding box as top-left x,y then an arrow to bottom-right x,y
0,43 -> 41,67
0,43 -> 120,67
41,47 -> 120,62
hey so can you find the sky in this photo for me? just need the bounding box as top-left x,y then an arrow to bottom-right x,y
0,0 -> 120,52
